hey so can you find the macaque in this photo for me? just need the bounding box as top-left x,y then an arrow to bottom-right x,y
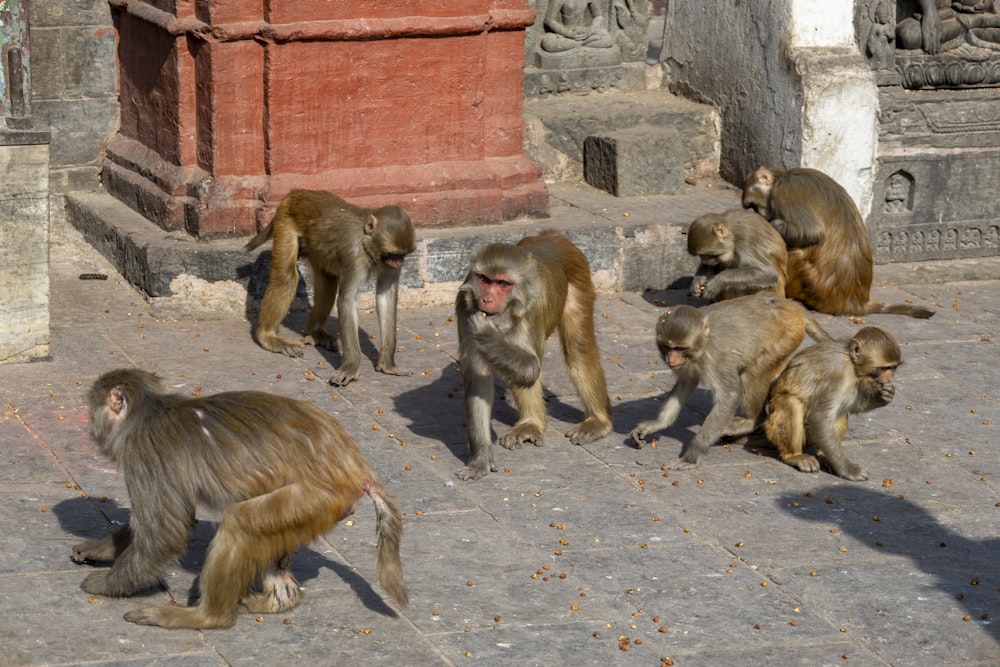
245,189 -> 417,386
455,230 -> 613,481
766,326 -> 902,481
742,167 -> 935,319
687,209 -> 788,301
630,294 -> 830,467
74,368 -> 408,629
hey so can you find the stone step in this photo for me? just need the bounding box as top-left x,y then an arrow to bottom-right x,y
524,88 -> 720,187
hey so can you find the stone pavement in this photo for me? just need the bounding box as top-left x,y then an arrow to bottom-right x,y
1,205 -> 999,667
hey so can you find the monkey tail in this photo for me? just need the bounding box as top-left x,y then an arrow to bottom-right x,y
366,479 -> 409,607
804,315 -> 833,342
243,222 -> 274,252
863,301 -> 935,319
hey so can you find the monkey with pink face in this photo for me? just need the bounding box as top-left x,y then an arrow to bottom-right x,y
455,231 -> 613,480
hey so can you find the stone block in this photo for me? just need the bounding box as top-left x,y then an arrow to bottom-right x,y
583,124 -> 684,197
0,138 -> 51,364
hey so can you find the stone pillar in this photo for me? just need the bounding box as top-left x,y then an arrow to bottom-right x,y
661,1 -> 878,217
0,0 -> 52,363
103,0 -> 549,237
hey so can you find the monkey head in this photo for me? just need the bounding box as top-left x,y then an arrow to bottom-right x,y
87,368 -> 163,462
655,306 -> 709,371
364,206 -> 416,269
460,243 -> 534,320
742,166 -> 779,219
687,213 -> 735,267
849,326 -> 901,403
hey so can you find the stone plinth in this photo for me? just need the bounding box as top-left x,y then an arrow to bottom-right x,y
104,0 -> 548,237
583,124 -> 684,196
0,120 -> 51,363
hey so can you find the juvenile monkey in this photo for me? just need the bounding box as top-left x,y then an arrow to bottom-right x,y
456,230 -> 613,481
630,294 -> 830,468
74,368 -> 407,629
766,326 -> 902,481
687,209 -> 788,301
246,189 -> 417,386
742,166 -> 934,319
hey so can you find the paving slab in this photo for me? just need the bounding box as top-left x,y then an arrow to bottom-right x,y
0,207 -> 998,666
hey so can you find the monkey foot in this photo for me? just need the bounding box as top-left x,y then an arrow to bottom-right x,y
124,604 -> 236,629
259,336 -> 305,358
664,459 -> 700,472
456,463 -> 495,481
376,362 -> 413,377
305,332 -> 339,351
784,454 -> 820,473
328,369 -> 360,386
566,418 -> 612,445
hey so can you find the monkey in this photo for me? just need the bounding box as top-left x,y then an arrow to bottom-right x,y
742,166 -> 935,319
245,189 -> 417,386
765,326 -> 902,481
687,209 -> 788,302
73,368 -> 408,629
630,294 -> 831,468
455,230 -> 613,481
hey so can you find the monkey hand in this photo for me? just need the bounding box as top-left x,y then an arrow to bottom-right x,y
630,422 -> 656,448
689,274 -> 709,299
73,537 -> 117,563
498,423 -> 544,449
328,365 -> 361,387
456,461 -> 497,481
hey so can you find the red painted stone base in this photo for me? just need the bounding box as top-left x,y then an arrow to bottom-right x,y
105,0 -> 549,238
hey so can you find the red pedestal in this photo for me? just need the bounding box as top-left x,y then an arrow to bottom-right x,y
104,0 -> 549,237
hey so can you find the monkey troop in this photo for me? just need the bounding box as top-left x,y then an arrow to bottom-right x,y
76,368 -> 407,629
246,189 -> 416,386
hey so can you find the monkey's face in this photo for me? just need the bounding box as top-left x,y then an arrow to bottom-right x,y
658,343 -> 691,370
742,167 -> 775,218
474,273 -> 515,317
698,251 -> 732,267
380,252 -> 408,269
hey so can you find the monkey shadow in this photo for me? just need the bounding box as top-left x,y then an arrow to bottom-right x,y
776,486 -> 1000,645
638,281 -> 696,309
52,496 -> 396,616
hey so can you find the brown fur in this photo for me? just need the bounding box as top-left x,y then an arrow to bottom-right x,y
743,167 -> 934,319
687,209 -> 788,301
630,294 -> 831,467
766,326 -> 901,481
74,368 -> 407,629
455,230 -> 613,481
246,189 -> 417,385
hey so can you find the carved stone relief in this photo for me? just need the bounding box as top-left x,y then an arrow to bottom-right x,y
525,0 -> 652,97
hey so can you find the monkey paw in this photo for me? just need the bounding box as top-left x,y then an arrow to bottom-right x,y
260,336 -> 305,358
376,362 -> 413,377
72,538 -> 114,563
328,368 -> 360,386
629,423 -> 658,448
838,463 -> 870,482
456,463 -> 495,481
498,426 -> 543,449
664,458 -> 700,471
784,453 -> 821,473
566,417 -> 612,445
306,332 -> 339,352
80,571 -> 136,597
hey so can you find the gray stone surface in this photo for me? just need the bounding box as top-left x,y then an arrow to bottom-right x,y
583,124 -> 684,196
1,205 -> 998,665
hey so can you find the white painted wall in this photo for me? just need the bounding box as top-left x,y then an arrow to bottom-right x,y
662,0 -> 878,217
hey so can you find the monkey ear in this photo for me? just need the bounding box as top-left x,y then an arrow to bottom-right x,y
849,338 -> 865,364
758,168 -> 773,187
712,223 -> 729,240
365,213 -> 379,236
108,386 -> 127,417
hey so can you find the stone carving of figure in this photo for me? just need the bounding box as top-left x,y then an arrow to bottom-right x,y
883,171 -> 912,213
541,0 -> 617,52
612,0 -> 652,61
864,0 -> 896,68
897,0 -> 1000,54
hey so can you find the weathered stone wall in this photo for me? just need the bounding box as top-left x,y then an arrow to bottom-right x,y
30,0 -> 118,201
0,133 -> 51,363
661,0 -> 878,217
